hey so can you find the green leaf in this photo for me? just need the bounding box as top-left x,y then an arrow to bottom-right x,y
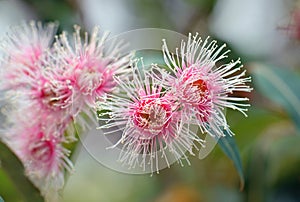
252,64 -> 300,132
0,141 -> 44,202
22,0 -> 78,31
268,134 -> 300,186
217,134 -> 244,190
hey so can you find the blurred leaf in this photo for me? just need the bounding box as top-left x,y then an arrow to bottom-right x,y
268,134 -> 300,186
244,121 -> 299,202
244,143 -> 267,202
0,168 -> 23,202
228,107 -> 285,150
0,141 -> 44,202
129,0 -> 174,28
22,0 -> 79,31
217,133 -> 244,190
252,64 -> 300,132
184,0 -> 217,13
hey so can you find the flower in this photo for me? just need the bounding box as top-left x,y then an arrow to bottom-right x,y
160,33 -> 252,138
1,48 -> 77,139
281,5 -> 300,41
0,21 -> 58,91
21,57 -> 78,126
0,21 -> 75,200
0,21 -> 133,199
53,25 -> 132,110
97,60 -> 204,173
0,21 -> 75,127
3,111 -> 73,202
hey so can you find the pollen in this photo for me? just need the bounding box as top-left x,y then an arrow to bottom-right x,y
133,99 -> 172,134
192,79 -> 208,98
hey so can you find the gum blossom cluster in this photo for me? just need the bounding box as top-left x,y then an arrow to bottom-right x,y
98,33 -> 252,173
0,21 -> 251,200
0,21 -> 131,201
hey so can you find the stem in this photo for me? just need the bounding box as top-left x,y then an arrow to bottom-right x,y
0,141 -> 44,202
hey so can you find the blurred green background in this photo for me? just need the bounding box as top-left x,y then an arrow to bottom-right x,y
1,0 -> 300,202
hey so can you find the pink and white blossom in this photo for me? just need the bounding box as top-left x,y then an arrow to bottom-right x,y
160,33 -> 252,138
0,21 -> 58,91
53,25 -> 132,111
2,110 -> 73,202
97,61 -> 204,173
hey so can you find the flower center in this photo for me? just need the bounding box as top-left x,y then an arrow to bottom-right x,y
29,137 -> 54,163
192,79 -> 208,98
40,80 -> 73,110
77,69 -> 103,95
133,99 -> 172,135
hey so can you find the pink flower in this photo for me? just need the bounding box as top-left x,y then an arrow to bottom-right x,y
3,55 -> 77,136
292,10 -> 300,40
0,21 -> 76,199
3,115 -> 73,201
281,8 -> 300,41
0,21 -> 75,127
25,59 -> 77,122
0,20 -> 135,198
161,33 -> 252,137
0,21 -> 58,90
53,25 -> 132,110
97,61 -> 204,173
